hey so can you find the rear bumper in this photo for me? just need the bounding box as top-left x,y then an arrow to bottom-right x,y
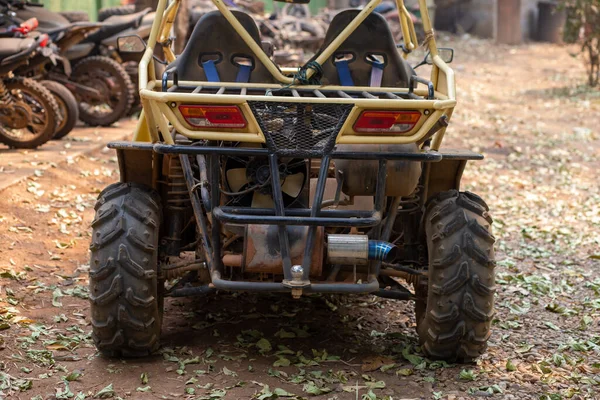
108,141 -> 482,294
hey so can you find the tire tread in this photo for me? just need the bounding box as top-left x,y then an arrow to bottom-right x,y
89,182 -> 162,357
416,190 -> 496,362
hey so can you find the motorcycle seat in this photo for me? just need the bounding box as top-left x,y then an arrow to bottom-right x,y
83,8 -> 150,44
45,22 -> 100,41
0,38 -> 36,62
312,9 -> 414,88
167,10 -> 275,83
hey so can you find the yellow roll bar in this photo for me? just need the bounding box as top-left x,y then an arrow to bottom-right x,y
136,0 -> 455,149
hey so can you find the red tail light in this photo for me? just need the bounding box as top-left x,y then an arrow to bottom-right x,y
179,105 -> 247,129
38,34 -> 49,48
354,110 -> 421,134
22,18 -> 39,31
13,18 -> 39,34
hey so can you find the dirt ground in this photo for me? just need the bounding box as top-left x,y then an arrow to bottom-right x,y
1,36 -> 599,400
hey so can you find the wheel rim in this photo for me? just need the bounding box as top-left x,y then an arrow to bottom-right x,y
0,87 -> 50,143
74,68 -> 122,118
54,95 -> 68,132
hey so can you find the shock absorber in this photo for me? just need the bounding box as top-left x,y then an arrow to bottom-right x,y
0,80 -> 13,106
162,155 -> 191,256
398,185 -> 422,214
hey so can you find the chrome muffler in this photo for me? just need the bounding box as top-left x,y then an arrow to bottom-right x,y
327,234 -> 398,265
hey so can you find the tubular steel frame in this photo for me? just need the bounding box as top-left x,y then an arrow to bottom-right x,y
134,0 -> 456,149
115,0 -> 471,295
109,141 -> 482,295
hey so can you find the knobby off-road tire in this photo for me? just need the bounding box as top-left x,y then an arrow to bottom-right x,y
98,5 -> 135,21
41,81 -> 79,139
416,190 -> 496,362
71,56 -> 135,127
0,78 -> 60,149
59,11 -> 90,22
89,183 -> 163,357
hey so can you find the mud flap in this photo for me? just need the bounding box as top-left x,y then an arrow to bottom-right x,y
116,147 -> 154,187
425,159 -> 467,203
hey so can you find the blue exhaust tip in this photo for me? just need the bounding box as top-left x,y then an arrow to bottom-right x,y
368,241 -> 398,263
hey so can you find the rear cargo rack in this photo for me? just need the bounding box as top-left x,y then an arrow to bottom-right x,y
162,70 -> 432,101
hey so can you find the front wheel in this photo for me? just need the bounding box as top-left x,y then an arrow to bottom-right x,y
89,183 -> 163,357
71,56 -> 134,127
0,78 -> 60,149
41,81 -> 79,139
416,190 -> 496,362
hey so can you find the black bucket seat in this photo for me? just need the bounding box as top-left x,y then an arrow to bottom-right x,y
167,10 -> 275,83
314,9 -> 414,88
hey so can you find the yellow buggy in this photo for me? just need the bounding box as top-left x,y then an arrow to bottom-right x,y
89,0 -> 496,362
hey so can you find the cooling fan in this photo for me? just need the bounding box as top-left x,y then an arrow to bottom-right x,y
224,150 -> 307,208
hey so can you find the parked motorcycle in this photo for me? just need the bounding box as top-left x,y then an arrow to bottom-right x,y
7,0 -> 139,126
0,1 -> 81,138
0,32 -> 60,148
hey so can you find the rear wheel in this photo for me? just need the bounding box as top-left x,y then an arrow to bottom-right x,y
41,81 -> 79,139
98,5 -> 135,21
415,190 -> 496,362
71,56 -> 134,127
89,183 -> 163,357
59,11 -> 89,22
0,78 -> 59,149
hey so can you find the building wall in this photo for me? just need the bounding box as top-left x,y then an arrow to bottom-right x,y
439,0 -> 540,41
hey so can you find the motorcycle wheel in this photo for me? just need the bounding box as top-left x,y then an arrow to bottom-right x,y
98,5 -> 135,21
0,78 -> 60,149
41,81 -> 79,139
71,56 -> 135,127
59,11 -> 90,22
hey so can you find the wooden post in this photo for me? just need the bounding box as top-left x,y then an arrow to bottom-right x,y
496,0 -> 522,45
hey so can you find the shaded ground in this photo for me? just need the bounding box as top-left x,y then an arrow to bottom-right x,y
1,37 -> 599,400
0,121 -> 135,192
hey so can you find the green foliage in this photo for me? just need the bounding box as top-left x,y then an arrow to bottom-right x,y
562,0 -> 600,86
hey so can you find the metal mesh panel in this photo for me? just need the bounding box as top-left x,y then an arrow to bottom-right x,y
248,101 -> 353,155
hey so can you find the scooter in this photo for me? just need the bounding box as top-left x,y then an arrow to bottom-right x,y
0,31 -> 60,148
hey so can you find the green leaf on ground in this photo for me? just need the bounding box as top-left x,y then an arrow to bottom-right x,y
52,288 -> 63,307
303,381 -> 332,396
256,338 -> 272,353
396,368 -> 413,376
459,369 -> 477,381
273,357 -> 291,367
506,360 -> 516,371
94,383 -> 115,398
401,346 -> 424,366
64,370 -> 82,382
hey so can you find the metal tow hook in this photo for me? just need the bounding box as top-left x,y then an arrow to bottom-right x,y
287,265 -> 308,299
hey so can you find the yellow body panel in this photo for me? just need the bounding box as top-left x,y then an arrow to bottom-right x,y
132,0 -> 456,149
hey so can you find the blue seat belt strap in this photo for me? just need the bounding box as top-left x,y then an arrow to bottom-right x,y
236,64 -> 252,83
202,60 -> 220,82
369,59 -> 385,87
335,60 -> 354,86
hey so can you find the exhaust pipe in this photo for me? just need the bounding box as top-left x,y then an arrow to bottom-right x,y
327,235 -> 398,265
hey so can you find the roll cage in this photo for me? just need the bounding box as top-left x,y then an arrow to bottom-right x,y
133,0 -> 455,151
108,0 -> 477,297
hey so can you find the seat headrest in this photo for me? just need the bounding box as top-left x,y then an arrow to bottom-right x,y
316,10 -> 413,88
171,10 -> 275,83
